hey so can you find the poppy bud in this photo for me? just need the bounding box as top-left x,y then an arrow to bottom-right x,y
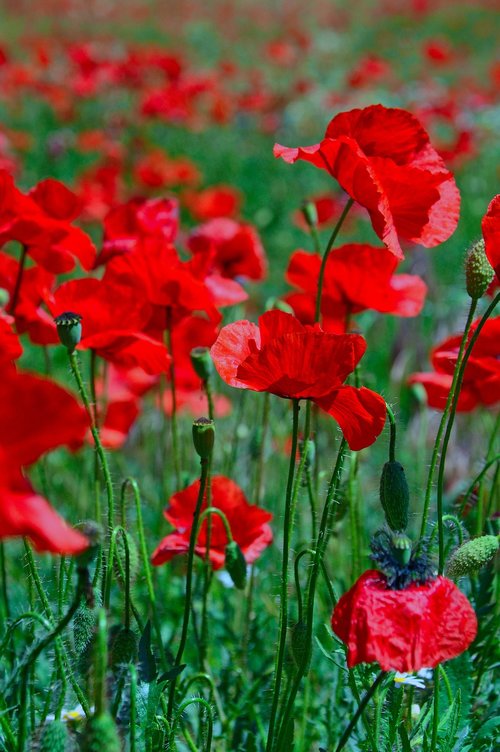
110,627 -> 139,671
113,532 -> 139,587
0,288 -> 9,307
465,239 -> 494,299
192,417 -> 215,459
379,461 -> 410,531
54,311 -> 82,353
264,297 -> 294,315
301,201 -> 318,228
39,720 -> 69,752
291,619 -> 311,669
224,540 -> 247,589
73,601 -> 97,654
446,535 -> 499,579
81,714 -> 121,752
190,346 -> 213,381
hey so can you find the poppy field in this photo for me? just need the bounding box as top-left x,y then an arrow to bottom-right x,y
0,1 -> 499,750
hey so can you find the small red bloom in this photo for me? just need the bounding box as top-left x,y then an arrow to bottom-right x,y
274,104 -> 460,259
482,194 -> 500,282
0,251 -> 56,344
151,476 -> 273,569
211,310 -> 386,450
187,217 -> 267,281
331,569 -> 477,672
183,185 -> 241,221
285,245 -> 427,332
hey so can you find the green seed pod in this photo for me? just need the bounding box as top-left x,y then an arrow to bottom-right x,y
192,417 -> 215,459
54,312 -> 82,353
390,531 -> 413,567
113,532 -> 139,587
224,540 -> 247,589
465,239 -> 494,299
39,720 -> 69,752
73,602 -> 96,654
291,620 -> 311,669
446,535 -> 499,579
301,201 -> 318,228
190,346 -> 213,381
110,627 -> 139,671
81,714 -> 121,752
379,461 -> 410,532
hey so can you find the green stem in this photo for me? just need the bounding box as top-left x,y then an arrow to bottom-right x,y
458,455 -> 500,516
0,543 -> 10,628
430,514 -> 464,547
169,698 -> 214,752
430,666 -> 440,751
167,456 -> 210,719
166,311 -> 182,488
420,299 -> 478,541
94,609 -> 108,716
385,403 -> 397,462
129,665 -> 137,752
265,398 -> 301,752
335,671 -> 386,752
314,199 -> 354,322
8,244 -> 27,315
254,392 -> 271,504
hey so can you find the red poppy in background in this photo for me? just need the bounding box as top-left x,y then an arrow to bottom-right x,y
284,245 -> 427,332
151,475 -> 272,569
331,570 -> 477,672
408,317 -> 500,411
482,194 -> 500,281
274,104 -> 460,259
0,172 -> 96,273
0,312 -> 22,363
187,217 -> 267,281
0,251 -> 56,343
211,310 -> 386,450
183,184 -> 241,221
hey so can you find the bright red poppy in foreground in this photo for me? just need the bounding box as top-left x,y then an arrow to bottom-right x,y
211,309 -> 386,450
285,244 -> 427,332
151,476 -> 273,569
409,317 -> 500,411
482,194 -> 500,281
274,104 -> 460,259
331,570 -> 477,672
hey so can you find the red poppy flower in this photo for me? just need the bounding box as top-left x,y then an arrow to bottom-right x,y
285,245 -> 427,332
210,310 -> 386,450
0,312 -> 22,363
331,569 -> 477,672
274,105 -> 460,259
183,185 -> 241,221
0,172 -> 96,273
482,194 -> 500,281
187,217 -> 267,281
151,476 -> 273,569
408,317 -> 500,411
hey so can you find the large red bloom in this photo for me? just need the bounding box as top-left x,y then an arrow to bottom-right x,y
187,218 -> 267,281
285,245 -> 427,332
482,194 -> 500,281
151,476 -> 273,569
210,310 -> 386,450
331,570 -> 477,672
274,105 -> 460,259
0,251 -> 56,344
408,317 -> 500,411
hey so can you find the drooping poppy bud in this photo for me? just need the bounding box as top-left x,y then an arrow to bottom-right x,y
39,720 -> 69,752
113,532 -> 140,587
379,461 -> 410,531
224,540 -> 247,589
331,570 -> 477,672
301,201 -> 318,228
446,535 -> 499,579
81,714 -> 121,752
192,417 -> 215,459
110,627 -> 139,671
190,346 -> 213,381
465,239 -> 494,299
291,619 -> 311,669
54,311 -> 82,353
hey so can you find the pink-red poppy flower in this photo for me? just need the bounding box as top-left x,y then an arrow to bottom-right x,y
0,312 -> 22,363
482,194 -> 500,281
182,185 -> 241,221
408,317 -> 500,411
0,251 -> 56,344
274,104 -> 460,259
284,245 -> 427,332
210,310 -> 386,450
151,475 -> 272,569
187,217 -> 267,282
331,569 -> 477,672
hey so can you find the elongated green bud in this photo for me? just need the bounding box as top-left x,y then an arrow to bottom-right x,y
113,532 -> 139,587
465,239 -> 494,299
301,201 -> 318,228
190,346 -> 213,381
110,627 -> 138,671
81,714 -> 121,752
224,540 -> 247,589
39,720 -> 69,752
54,311 -> 82,353
379,461 -> 410,531
192,417 -> 215,459
446,535 -> 499,579
291,620 -> 311,669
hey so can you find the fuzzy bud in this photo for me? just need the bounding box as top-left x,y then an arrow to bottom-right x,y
380,461 -> 410,531
301,201 -> 318,228
192,417 -> 215,459
113,532 -> 139,587
224,540 -> 247,589
81,714 -> 121,752
465,239 -> 494,299
110,627 -> 139,671
54,311 -> 82,353
39,720 -> 69,752
190,346 -> 213,381
291,620 -> 311,669
446,535 -> 499,579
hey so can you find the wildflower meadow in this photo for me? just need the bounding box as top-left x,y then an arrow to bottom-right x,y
0,1 -> 498,750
